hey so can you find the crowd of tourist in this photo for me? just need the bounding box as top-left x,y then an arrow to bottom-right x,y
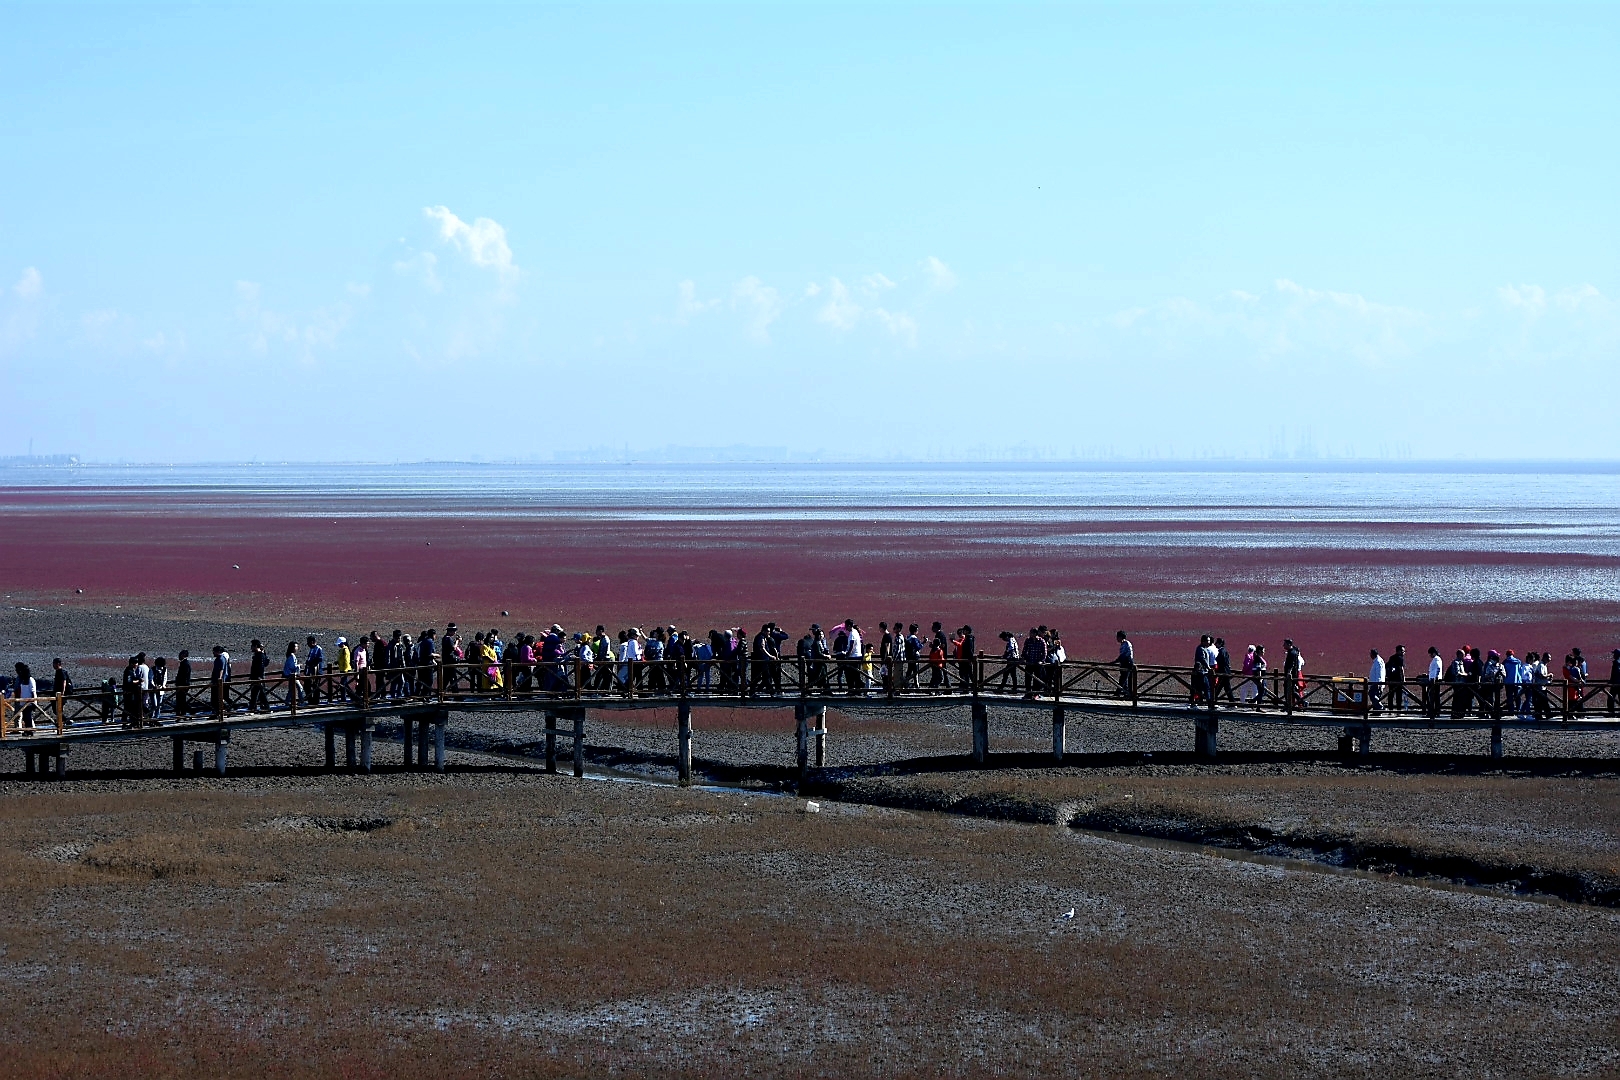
4,621 -> 1618,731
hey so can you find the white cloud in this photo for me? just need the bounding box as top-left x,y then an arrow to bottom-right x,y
1497,283 -> 1547,316
816,278 -> 861,331
423,206 -> 517,279
731,276 -> 782,343
860,272 -> 896,295
922,256 -> 957,291
676,280 -> 720,323
13,267 -> 41,299
873,308 -> 917,347
234,281 -> 349,365
1104,278 -> 1428,368
804,282 -> 821,298
393,251 -> 441,293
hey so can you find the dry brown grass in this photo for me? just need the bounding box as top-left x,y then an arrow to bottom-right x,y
2,771 -> 1619,1076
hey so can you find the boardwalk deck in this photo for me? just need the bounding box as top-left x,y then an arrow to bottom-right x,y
3,657 -> 1616,778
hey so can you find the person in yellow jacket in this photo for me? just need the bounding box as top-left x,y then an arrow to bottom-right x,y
334,636 -> 353,699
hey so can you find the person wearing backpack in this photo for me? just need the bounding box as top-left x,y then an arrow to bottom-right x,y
1447,649 -> 1470,718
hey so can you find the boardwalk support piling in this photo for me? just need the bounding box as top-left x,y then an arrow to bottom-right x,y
971,701 -> 989,765
571,711 -> 585,778
193,750 -> 205,772
172,736 -> 185,775
1052,705 -> 1066,762
1491,725 -> 1503,759
677,702 -> 693,786
813,705 -> 827,768
54,744 -> 68,779
1195,713 -> 1219,759
418,718 -> 431,771
214,736 -> 228,777
544,712 -> 557,774
1358,724 -> 1372,756
434,719 -> 446,773
796,705 -> 809,784
361,725 -> 373,773
402,717 -> 414,768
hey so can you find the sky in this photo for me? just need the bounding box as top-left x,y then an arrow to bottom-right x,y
1,2 -> 1616,463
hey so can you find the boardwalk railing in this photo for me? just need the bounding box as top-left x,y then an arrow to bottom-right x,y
2,656 -> 1614,739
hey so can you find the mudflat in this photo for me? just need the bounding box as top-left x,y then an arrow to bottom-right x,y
6,742 -> 1620,1078
3,604 -> 1620,1075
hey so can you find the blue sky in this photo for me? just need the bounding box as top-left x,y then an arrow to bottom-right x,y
1,2 -> 1615,461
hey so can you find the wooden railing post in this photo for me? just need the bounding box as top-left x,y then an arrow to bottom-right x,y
575,658 -> 584,700
56,694 -> 65,735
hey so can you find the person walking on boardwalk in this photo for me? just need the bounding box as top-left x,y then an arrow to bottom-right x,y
415,630 -> 436,695
174,649 -> 192,717
1388,645 -> 1407,714
126,654 -> 149,727
1447,649 -> 1470,719
305,636 -> 325,705
1251,645 -> 1270,705
1606,648 -> 1620,716
1483,650 -> 1507,719
50,658 -> 72,699
904,624 -> 922,689
282,642 -> 303,708
994,631 -> 1020,693
248,640 -> 270,713
1214,638 -> 1234,706
1282,639 -> 1303,712
353,635 -> 372,703
1422,646 -> 1442,718
1191,636 -> 1215,712
333,637 -> 352,700
616,629 -> 642,696
1021,627 -> 1046,698
1116,631 -> 1137,699
1368,649 -> 1386,714
955,626 -> 976,691
9,662 -> 39,733
1239,645 -> 1257,703
149,657 -> 169,721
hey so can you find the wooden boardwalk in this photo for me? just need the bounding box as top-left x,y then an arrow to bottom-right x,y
3,657 -> 1616,780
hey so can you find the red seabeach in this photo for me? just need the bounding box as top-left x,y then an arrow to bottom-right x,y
3,487 -> 1615,673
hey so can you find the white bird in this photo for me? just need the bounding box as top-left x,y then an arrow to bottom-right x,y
1060,908 -> 1075,920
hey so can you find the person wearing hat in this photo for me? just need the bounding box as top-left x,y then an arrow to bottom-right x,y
333,636 -> 352,699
